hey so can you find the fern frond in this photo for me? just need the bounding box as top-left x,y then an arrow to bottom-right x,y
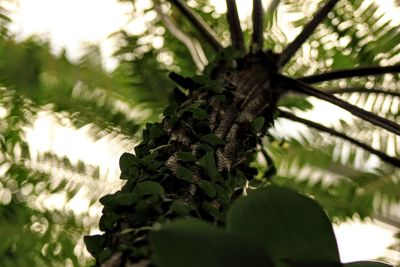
265,132 -> 400,221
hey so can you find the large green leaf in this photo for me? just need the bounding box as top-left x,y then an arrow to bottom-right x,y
227,186 -> 341,267
151,219 -> 274,267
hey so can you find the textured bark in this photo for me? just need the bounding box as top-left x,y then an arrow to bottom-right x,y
88,51 -> 284,266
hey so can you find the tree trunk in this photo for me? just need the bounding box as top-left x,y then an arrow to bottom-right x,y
86,50 -> 283,266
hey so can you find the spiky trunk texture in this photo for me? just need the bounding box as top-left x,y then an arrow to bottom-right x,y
86,51 -> 284,266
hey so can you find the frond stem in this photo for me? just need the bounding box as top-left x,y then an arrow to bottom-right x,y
278,110 -> 400,168
326,87 -> 400,98
226,0 -> 245,52
281,76 -> 400,136
252,0 -> 264,49
278,0 -> 339,68
373,214 -> 400,228
155,4 -> 208,71
169,0 -> 223,51
299,64 -> 400,83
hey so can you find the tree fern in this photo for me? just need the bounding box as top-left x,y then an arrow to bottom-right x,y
84,0 -> 400,265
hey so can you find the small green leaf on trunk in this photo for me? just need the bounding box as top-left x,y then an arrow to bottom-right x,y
142,128 -> 150,142
214,183 -> 230,204
234,170 -> 247,188
201,134 -> 225,146
97,248 -> 112,263
169,72 -> 201,90
201,201 -> 219,217
135,195 -> 161,212
146,161 -> 164,172
197,143 -> 214,152
170,200 -> 193,215
252,117 -> 265,132
119,152 -> 138,172
179,103 -> 208,120
176,152 -> 197,162
170,87 -> 189,102
206,82 -> 224,93
198,180 -> 217,198
176,165 -> 193,181
141,152 -> 158,164
84,234 -> 105,257
191,74 -> 211,84
189,107 -> 208,120
149,123 -> 163,139
197,152 -> 220,181
163,102 -> 178,117
133,181 -> 165,197
120,166 -> 139,180
99,212 -> 119,231
99,192 -> 139,207
135,143 -> 154,158
212,94 -> 226,102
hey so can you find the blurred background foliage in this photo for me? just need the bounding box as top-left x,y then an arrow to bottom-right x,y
0,0 -> 400,265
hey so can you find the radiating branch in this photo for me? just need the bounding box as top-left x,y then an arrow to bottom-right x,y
252,0 -> 264,49
373,213 -> 400,228
278,0 -> 339,68
226,0 -> 244,52
168,0 -> 223,51
155,4 -> 208,71
326,87 -> 400,98
278,110 -> 400,168
299,64 -> 400,83
281,76 -> 400,136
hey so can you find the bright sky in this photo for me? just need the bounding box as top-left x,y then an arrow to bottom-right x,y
10,0 -> 132,70
9,0 -> 400,263
9,0 -> 257,70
